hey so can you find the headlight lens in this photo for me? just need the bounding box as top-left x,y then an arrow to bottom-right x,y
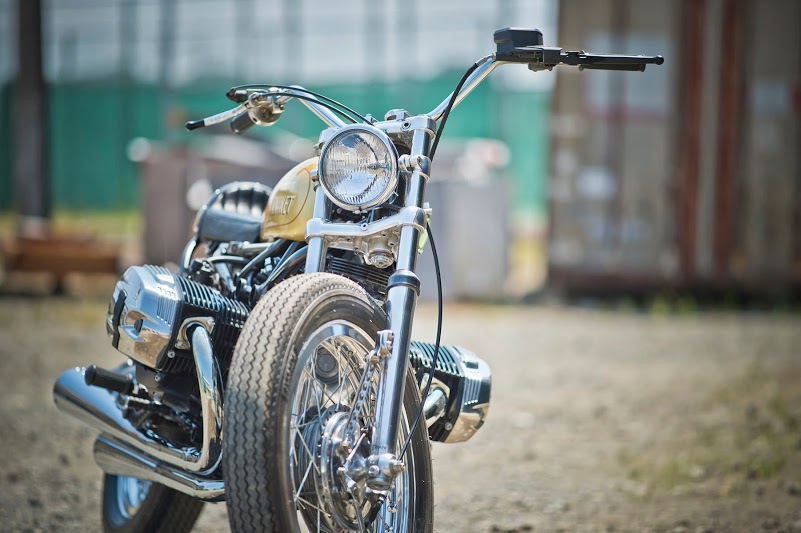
319,125 -> 398,211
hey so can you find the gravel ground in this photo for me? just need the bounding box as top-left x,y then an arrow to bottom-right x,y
1,295 -> 800,532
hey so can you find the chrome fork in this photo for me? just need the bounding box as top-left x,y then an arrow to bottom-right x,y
304,117 -> 435,491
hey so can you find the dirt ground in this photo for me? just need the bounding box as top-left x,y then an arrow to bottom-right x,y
1,294 -> 800,533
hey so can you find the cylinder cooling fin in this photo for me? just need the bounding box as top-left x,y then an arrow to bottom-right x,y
409,341 -> 492,443
107,265 -> 249,375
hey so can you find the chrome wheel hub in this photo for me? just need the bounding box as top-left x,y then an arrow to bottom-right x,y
115,475 -> 152,519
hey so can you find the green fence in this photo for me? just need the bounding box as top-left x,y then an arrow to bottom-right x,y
0,76 -> 550,213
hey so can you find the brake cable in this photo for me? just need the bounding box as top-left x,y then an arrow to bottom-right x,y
398,61 -> 480,459
398,221 -> 442,459
428,61 -> 481,162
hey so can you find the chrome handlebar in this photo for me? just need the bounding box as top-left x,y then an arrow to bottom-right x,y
186,54 -> 508,132
426,55 -> 500,121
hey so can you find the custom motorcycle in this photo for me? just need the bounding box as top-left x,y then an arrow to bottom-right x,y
54,28 -> 662,532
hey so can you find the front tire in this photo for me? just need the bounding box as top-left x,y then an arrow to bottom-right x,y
223,273 -> 434,532
101,474 -> 203,533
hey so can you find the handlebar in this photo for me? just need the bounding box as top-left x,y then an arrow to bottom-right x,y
187,27 -> 664,134
493,27 -> 663,73
427,55 -> 499,121
525,47 -> 664,72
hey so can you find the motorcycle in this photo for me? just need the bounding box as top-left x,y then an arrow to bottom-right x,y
53,28 -> 662,533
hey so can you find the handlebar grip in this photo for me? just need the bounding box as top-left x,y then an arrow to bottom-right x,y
185,119 -> 206,131
230,110 -> 257,134
579,63 -> 647,72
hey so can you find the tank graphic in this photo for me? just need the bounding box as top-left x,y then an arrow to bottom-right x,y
260,157 -> 318,242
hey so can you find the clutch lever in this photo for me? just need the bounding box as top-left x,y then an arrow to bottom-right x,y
185,103 -> 247,131
186,90 -> 289,131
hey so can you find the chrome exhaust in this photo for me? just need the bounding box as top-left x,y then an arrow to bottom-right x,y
53,326 -> 223,476
94,436 -> 224,501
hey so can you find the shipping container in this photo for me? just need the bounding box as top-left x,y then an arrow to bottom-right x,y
547,0 -> 801,295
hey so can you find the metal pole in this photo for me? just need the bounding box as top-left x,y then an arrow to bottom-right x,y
236,0 -> 255,77
158,0 -> 176,135
284,0 -> 301,80
365,0 -> 384,80
119,0 -> 137,208
14,0 -> 50,235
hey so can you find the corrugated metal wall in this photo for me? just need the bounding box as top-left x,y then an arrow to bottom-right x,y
548,0 -> 801,292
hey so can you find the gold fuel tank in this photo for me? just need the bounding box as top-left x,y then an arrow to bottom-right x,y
260,157 -> 318,242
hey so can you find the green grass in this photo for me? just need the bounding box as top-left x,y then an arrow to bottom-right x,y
617,361 -> 801,496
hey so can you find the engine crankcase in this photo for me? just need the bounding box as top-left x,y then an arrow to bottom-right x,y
106,265 -> 249,374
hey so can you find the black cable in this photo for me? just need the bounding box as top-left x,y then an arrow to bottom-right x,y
231,84 -> 371,124
264,92 -> 359,125
239,239 -> 290,277
397,64 -> 481,459
428,62 -> 481,163
399,220 -> 442,460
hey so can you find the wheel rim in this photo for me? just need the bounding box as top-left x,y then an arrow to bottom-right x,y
114,475 -> 152,520
288,320 -> 413,533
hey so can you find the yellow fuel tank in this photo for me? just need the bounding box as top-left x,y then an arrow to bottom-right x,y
260,157 -> 318,242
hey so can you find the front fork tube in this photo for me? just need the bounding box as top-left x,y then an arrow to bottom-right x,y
367,224 -> 422,490
305,187 -> 330,273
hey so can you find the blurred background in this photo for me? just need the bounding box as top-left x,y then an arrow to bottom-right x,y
1,1 -> 800,532
1,0 -> 800,302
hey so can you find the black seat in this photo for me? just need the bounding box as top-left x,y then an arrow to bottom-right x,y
194,182 -> 272,243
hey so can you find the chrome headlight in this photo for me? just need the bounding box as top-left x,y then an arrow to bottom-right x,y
319,124 -> 398,211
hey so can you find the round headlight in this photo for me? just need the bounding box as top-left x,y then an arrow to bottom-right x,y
319,125 -> 398,211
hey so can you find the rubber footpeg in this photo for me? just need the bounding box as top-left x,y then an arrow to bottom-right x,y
84,365 -> 135,395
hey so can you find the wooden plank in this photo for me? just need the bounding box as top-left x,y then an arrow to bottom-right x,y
3,237 -> 119,276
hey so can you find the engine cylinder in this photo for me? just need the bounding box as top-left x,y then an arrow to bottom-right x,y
409,341 -> 491,443
107,265 -> 249,375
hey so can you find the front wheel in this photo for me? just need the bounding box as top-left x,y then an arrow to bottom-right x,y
223,273 -> 433,533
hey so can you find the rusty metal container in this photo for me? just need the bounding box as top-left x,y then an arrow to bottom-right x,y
547,0 -> 801,295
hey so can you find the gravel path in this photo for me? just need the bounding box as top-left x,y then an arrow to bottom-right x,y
1,297 -> 800,532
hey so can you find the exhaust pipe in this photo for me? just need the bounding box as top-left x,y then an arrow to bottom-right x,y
53,326 -> 223,476
94,436 -> 224,501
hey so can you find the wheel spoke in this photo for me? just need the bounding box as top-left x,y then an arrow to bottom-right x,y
294,494 -> 330,516
293,427 -> 321,475
295,454 -> 315,496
